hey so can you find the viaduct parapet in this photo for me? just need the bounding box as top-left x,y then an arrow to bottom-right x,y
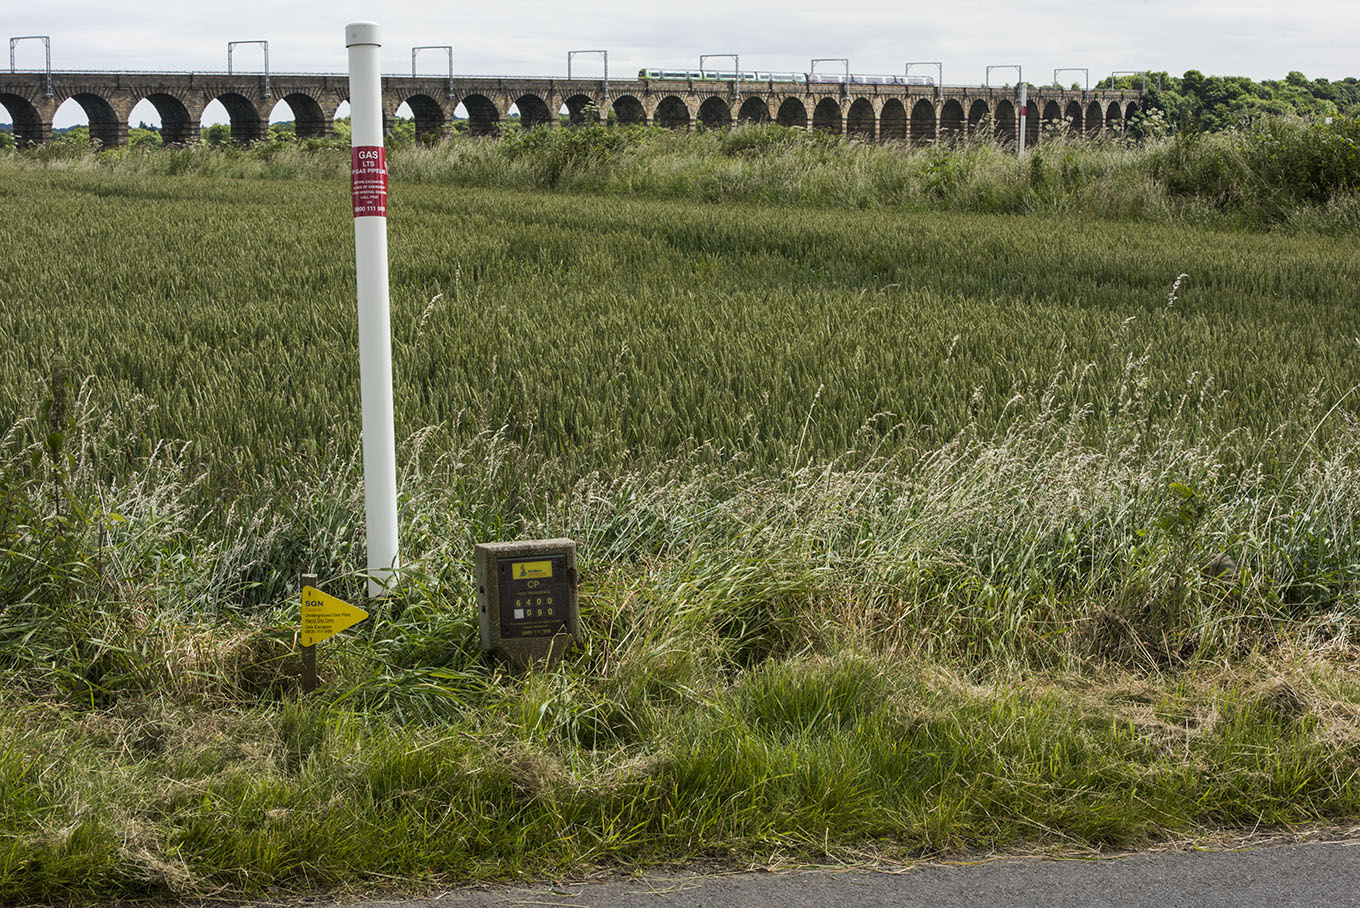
0,71 -> 1142,146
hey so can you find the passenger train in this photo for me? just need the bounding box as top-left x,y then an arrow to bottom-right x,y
638,69 -> 935,86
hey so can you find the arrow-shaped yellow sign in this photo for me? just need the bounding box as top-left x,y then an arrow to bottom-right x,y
300,585 -> 368,646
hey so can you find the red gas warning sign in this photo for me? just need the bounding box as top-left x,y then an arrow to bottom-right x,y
351,146 -> 388,217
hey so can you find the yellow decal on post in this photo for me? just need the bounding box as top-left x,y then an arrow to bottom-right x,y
300,586 -> 369,646
512,560 -> 553,580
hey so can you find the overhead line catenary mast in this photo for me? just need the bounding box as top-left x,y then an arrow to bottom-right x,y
986,64 -> 1026,157
699,54 -> 739,102
1109,70 -> 1153,93
1053,67 -> 1089,91
412,45 -> 454,99
227,39 -> 270,99
8,35 -> 51,97
810,57 -> 849,97
567,49 -> 608,105
906,61 -> 942,102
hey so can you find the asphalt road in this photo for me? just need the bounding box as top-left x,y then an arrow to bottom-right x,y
358,840 -> 1360,908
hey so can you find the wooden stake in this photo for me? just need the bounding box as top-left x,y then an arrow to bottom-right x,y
301,572 -> 317,693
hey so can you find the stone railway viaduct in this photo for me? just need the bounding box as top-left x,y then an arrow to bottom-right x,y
0,71 -> 1141,147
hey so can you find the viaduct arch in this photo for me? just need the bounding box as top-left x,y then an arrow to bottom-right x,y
0,71 -> 1141,148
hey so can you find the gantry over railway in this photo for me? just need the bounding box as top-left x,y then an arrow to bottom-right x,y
0,70 -> 1142,146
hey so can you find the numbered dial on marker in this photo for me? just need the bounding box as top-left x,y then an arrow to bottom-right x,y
497,556 -> 570,639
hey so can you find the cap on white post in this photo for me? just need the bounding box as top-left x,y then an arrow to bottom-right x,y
345,21 -> 381,47
346,21 -> 400,598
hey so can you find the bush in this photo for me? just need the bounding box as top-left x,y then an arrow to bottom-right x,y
1243,116 -> 1360,205
501,120 -> 641,187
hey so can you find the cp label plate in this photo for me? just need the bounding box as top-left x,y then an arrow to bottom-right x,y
498,555 -> 569,639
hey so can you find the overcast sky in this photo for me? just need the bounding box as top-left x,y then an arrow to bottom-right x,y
6,0 -> 1359,127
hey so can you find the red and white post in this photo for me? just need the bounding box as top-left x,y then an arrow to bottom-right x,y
345,21 -> 400,598
1018,82 -> 1028,157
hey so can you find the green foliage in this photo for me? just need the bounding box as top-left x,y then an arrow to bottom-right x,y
52,126 -> 90,147
0,367 -> 218,703
1244,116 -> 1360,204
501,120 -> 641,186
715,122 -> 840,157
1143,116 -> 1360,222
1120,69 -> 1360,132
200,123 -> 232,147
128,126 -> 161,148
385,116 -> 416,147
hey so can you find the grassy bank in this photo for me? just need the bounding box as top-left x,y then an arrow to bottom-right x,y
7,116 -> 1360,231
6,660 -> 1359,901
2,144 -> 1360,901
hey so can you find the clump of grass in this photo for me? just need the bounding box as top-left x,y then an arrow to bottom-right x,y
5,324 -> 1360,692
4,655 -> 1359,903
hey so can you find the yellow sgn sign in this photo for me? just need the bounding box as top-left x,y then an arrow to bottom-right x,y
300,586 -> 369,646
512,560 -> 553,580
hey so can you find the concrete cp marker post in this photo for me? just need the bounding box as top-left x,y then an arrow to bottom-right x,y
475,539 -> 580,669
346,21 -> 400,600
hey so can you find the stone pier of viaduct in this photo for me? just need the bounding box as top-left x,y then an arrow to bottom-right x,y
0,71 -> 1141,146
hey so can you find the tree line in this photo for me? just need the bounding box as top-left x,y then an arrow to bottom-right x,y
1101,70 -> 1360,131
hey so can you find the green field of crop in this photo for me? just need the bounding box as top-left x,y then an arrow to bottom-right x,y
3,136 -> 1360,902
4,163 -> 1359,481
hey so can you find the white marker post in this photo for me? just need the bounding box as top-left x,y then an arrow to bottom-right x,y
346,21 -> 400,598
1017,82 -> 1028,157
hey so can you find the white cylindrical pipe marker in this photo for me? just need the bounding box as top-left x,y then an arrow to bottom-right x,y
1018,82 -> 1028,157
346,21 -> 400,598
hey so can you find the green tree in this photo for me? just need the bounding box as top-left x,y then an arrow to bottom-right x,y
129,127 -> 162,148
202,123 -> 232,146
385,116 -> 416,147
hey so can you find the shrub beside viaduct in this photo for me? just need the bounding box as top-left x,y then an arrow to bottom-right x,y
0,71 -> 1141,146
